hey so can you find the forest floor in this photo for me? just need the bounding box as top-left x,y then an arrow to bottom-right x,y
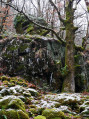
0,75 -> 89,119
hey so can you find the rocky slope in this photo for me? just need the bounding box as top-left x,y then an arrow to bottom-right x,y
0,75 -> 89,119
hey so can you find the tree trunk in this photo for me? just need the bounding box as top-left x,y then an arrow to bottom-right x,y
63,30 -> 75,92
62,5 -> 75,92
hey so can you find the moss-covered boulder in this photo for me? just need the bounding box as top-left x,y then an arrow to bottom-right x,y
1,35 -> 64,91
0,34 -> 88,92
0,109 -> 29,119
0,75 -> 32,88
27,88 -> 39,96
0,95 -> 29,119
0,96 -> 25,111
42,109 -> 69,119
14,14 -> 47,35
34,115 -> 46,119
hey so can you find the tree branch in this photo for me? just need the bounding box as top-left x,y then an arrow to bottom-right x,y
0,0 -> 85,51
1,0 -> 65,45
49,0 -> 65,24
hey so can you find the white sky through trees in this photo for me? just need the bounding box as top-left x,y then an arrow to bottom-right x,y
0,0 -> 88,45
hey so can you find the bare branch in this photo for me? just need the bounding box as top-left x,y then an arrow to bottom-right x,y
49,0 -> 65,23
0,0 -> 65,45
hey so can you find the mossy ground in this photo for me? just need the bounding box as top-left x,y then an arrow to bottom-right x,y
0,75 -> 35,88
0,75 -> 88,119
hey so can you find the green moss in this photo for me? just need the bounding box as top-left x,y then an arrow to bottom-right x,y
50,118 -> 61,119
29,107 -> 44,115
34,115 -> 46,119
7,46 -> 19,51
29,105 -> 36,108
0,76 -> 9,81
29,108 -> 37,114
8,99 -> 25,111
14,14 -> 24,27
61,65 -> 69,77
19,44 -> 28,52
17,110 -> 29,119
0,109 -> 29,119
27,24 -> 34,33
0,75 -> 31,88
14,14 -> 26,34
42,109 -> 67,119
0,96 -> 25,112
14,13 -> 47,35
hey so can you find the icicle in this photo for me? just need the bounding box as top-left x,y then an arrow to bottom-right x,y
50,72 -> 53,86
37,58 -> 39,64
47,50 -> 49,56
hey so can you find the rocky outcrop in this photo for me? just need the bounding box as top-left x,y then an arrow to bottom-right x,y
14,14 -> 48,35
0,34 -> 89,91
0,35 -> 65,91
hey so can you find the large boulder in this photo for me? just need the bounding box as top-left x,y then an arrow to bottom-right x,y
0,95 -> 29,119
0,34 -> 89,91
14,14 -> 48,35
0,35 -> 64,91
42,109 -> 70,119
0,95 -> 25,110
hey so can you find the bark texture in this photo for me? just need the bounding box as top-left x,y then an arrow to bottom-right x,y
62,4 -> 75,92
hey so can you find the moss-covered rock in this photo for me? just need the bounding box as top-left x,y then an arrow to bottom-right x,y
42,109 -> 68,119
34,115 -> 46,119
0,109 -> 29,119
0,96 -> 25,111
27,88 -> 39,96
1,35 -> 64,91
14,14 -> 47,35
0,76 -> 30,88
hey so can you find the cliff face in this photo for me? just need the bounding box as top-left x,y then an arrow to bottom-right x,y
0,34 -> 89,92
0,35 -> 65,91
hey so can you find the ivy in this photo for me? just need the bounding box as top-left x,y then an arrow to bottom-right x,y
61,65 -> 69,77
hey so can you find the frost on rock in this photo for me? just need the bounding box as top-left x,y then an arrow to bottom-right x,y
0,95 -> 25,110
0,85 -> 37,97
80,100 -> 89,115
37,100 -> 60,108
27,88 -> 39,96
45,93 -> 81,102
